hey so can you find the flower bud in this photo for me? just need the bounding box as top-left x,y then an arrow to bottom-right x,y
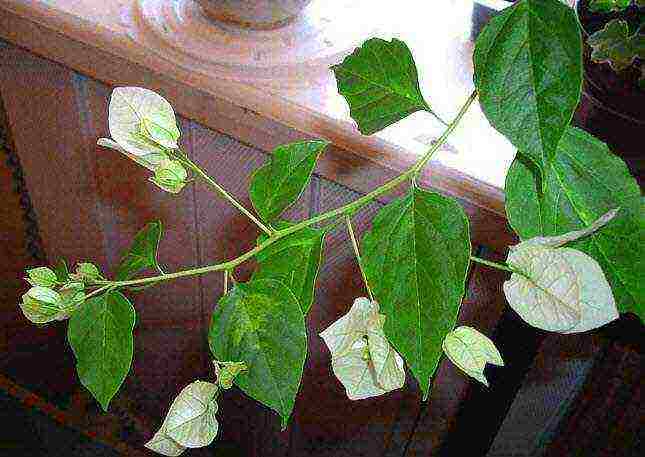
25,266 -> 58,288
60,282 -> 85,303
140,117 -> 179,150
72,262 -> 102,282
214,361 -> 248,389
19,286 -> 64,324
149,160 -> 188,194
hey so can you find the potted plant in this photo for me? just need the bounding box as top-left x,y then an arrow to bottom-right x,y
13,0 -> 643,455
574,0 -> 644,181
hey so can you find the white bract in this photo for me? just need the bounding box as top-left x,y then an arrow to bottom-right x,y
442,326 -> 503,386
146,381 -> 219,456
109,87 -> 180,153
25,266 -> 57,288
503,210 -> 619,333
19,286 -> 66,324
320,297 -> 405,400
98,87 -> 180,171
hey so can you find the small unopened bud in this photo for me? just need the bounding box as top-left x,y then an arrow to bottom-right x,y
25,267 -> 58,288
361,336 -> 371,362
214,361 -> 248,389
140,117 -> 179,150
149,160 -> 188,194
19,286 -> 64,324
72,262 -> 102,282
60,282 -> 86,309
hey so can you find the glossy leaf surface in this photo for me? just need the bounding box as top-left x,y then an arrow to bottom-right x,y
361,187 -> 471,398
249,141 -> 328,223
332,38 -> 438,135
67,291 -> 135,411
506,127 -> 643,320
474,0 -> 582,170
209,279 -> 307,429
115,221 -> 163,281
254,221 -> 325,313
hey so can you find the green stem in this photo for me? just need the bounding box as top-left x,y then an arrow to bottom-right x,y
413,90 -> 478,177
470,255 -> 514,273
345,215 -> 374,301
106,91 -> 478,289
83,284 -> 114,301
179,155 -> 273,236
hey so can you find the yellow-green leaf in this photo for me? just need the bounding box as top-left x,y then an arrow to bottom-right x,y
208,279 -> 306,429
443,326 -> 503,386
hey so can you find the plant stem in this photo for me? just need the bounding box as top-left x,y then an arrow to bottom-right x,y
345,215 -> 373,301
106,91 -> 478,289
83,284 -> 113,301
179,155 -> 273,236
413,90 -> 478,176
470,255 -> 514,273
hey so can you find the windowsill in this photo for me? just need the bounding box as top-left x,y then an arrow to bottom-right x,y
0,0 -> 513,216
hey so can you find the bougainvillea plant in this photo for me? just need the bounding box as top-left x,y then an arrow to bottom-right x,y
16,0 -> 643,454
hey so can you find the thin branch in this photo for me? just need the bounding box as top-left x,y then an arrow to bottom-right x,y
345,215 -> 373,301
179,154 -> 273,236
470,255 -> 514,273
104,92 -> 479,289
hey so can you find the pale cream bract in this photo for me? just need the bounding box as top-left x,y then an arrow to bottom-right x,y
98,87 -> 181,174
442,326 -> 503,386
109,86 -> 180,155
19,286 -> 65,324
97,137 -> 166,172
320,297 -> 405,400
146,381 -> 219,456
504,210 -> 619,333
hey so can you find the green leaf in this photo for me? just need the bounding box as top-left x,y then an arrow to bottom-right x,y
473,0 -> 582,171
332,38 -> 440,135
588,19 -> 645,72
505,126 -> 644,321
67,291 -> 135,411
319,297 -> 405,400
253,221 -> 326,313
361,186 -> 471,398
443,326 -> 504,387
589,0 -> 631,12
116,221 -> 163,281
249,141 -> 328,223
208,279 -> 307,429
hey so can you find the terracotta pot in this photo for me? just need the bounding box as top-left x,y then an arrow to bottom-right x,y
196,0 -> 313,28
